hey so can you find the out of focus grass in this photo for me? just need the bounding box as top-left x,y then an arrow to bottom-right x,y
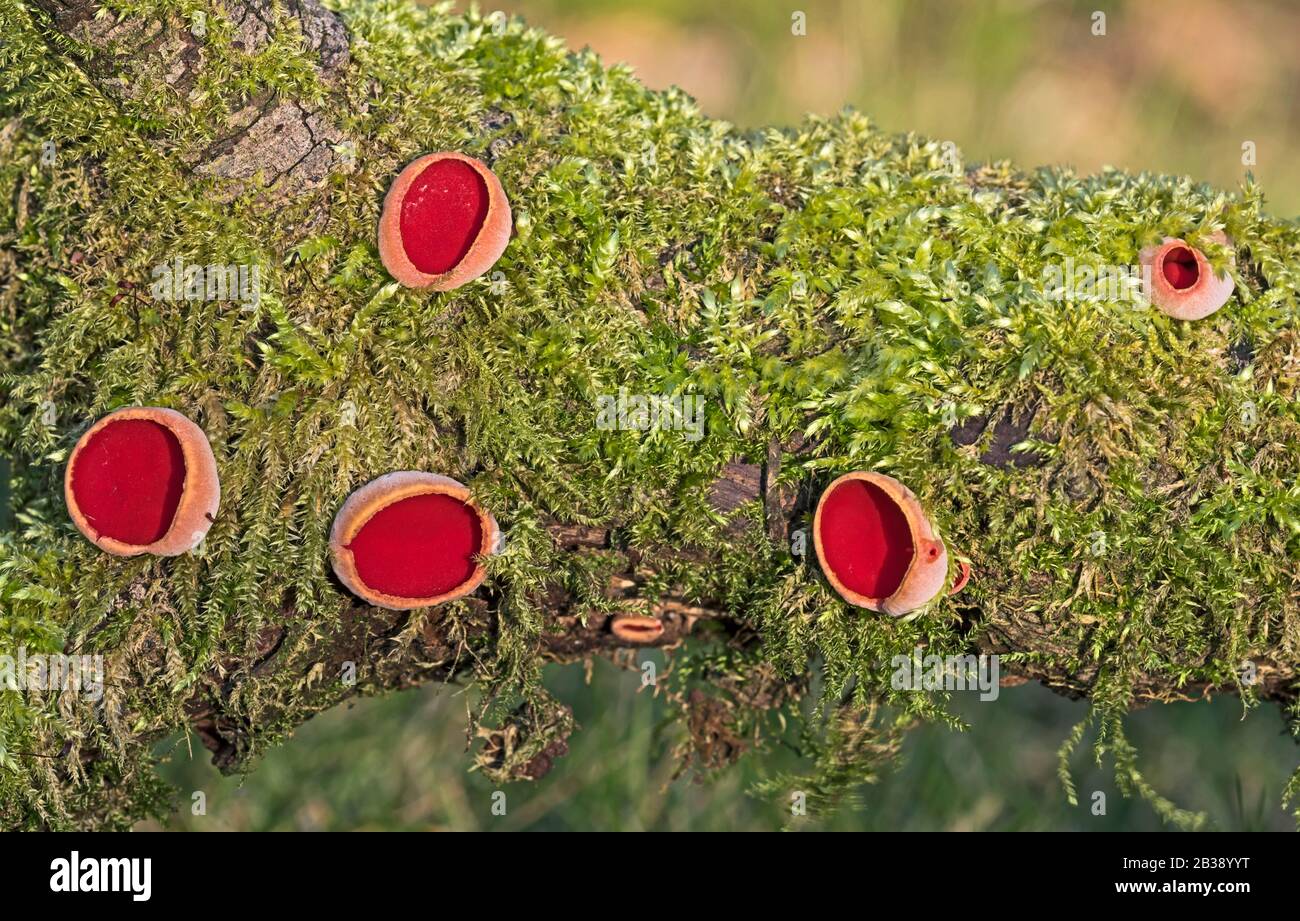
145,658 -> 1298,831
504,0 -> 1300,216
143,0 -> 1300,830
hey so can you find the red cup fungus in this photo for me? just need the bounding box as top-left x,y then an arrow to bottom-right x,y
64,406 -> 220,557
949,559 -> 972,596
812,471 -> 950,616
1139,231 -> 1235,321
609,614 -> 665,645
329,472 -> 500,610
378,151 -> 512,291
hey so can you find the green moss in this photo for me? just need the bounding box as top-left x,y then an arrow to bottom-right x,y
1,0 -> 1298,829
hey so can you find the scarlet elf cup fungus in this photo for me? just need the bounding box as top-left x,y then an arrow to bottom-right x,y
64,407 -> 220,557
609,614 -> 665,644
812,471 -> 951,616
378,151 -> 512,291
329,472 -> 500,610
1139,231 -> 1235,321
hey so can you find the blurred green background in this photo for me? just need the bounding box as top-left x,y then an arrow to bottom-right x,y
143,0 -> 1300,830
147,658 -> 1298,831
512,0 -> 1300,215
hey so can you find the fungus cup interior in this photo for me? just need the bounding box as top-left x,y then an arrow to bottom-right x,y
399,158 -> 490,275
70,418 -> 186,545
819,479 -> 918,601
345,492 -> 484,599
1162,246 -> 1200,290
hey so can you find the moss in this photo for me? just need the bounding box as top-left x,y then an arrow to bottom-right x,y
1,0 -> 1298,829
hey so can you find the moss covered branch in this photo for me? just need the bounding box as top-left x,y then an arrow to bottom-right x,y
2,0 -> 1298,830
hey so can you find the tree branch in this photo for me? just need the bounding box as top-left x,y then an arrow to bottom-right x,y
4,0 -> 1297,830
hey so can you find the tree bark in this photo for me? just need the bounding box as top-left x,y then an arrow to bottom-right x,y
4,0 -> 1298,829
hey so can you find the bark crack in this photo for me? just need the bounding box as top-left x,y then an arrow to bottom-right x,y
33,0 -> 355,207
